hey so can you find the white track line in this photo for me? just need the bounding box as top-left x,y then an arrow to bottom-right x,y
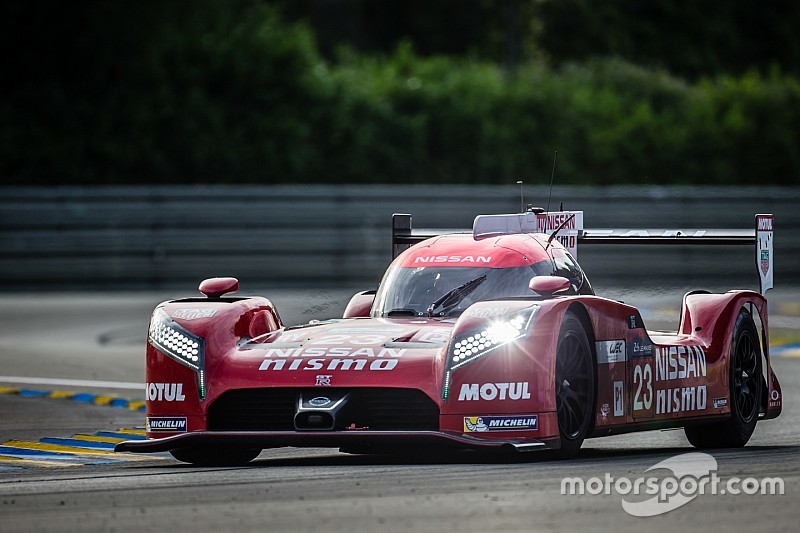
0,376 -> 143,390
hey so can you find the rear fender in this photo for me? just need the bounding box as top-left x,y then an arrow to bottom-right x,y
679,290 -> 779,418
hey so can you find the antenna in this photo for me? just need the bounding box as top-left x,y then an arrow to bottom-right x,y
545,150 -> 558,213
516,180 -> 524,213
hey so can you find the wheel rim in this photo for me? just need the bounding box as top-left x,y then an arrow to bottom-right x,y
733,329 -> 759,422
555,331 -> 591,440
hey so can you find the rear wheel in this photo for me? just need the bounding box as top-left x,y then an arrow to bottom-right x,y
554,311 -> 595,458
170,446 -> 261,466
685,308 -> 762,448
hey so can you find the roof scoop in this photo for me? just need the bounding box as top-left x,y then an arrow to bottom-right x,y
199,277 -> 239,298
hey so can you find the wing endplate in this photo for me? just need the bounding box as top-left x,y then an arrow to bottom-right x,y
756,214 -> 774,294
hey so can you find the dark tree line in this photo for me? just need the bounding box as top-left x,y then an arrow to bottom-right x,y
275,0 -> 800,78
2,1 -> 799,185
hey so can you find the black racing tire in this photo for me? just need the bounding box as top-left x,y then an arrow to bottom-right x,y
170,446 -> 261,466
685,308 -> 762,448
554,311 -> 595,459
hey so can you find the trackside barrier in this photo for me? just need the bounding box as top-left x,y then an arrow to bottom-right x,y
0,185 -> 797,290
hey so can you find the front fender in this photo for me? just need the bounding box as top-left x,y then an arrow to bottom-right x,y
145,295 -> 280,437
438,297 -> 584,442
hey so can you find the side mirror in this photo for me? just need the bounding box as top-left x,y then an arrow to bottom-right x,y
529,276 -> 571,297
199,277 -> 239,298
343,290 -> 376,318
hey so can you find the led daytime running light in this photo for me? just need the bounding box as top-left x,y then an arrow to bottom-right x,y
148,308 -> 205,371
450,307 -> 537,370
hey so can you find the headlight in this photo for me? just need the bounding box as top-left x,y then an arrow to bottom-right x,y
442,306 -> 538,400
148,308 -> 205,371
450,307 -> 537,370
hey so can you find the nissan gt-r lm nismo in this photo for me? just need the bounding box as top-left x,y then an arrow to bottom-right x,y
116,210 -> 782,465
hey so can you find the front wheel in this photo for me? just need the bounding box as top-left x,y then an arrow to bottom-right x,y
554,311 -> 595,458
170,446 -> 262,466
685,308 -> 762,448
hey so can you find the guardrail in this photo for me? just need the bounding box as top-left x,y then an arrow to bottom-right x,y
1,185 -> 798,290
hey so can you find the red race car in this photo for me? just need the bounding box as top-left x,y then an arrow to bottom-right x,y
117,210 -> 782,464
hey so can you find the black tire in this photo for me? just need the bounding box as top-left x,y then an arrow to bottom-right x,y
170,446 -> 261,466
685,308 -> 762,448
554,311 -> 595,458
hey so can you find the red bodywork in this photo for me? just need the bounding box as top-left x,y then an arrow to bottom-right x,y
119,231 -> 782,455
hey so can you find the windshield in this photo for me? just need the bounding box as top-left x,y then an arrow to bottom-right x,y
372,262 -> 554,318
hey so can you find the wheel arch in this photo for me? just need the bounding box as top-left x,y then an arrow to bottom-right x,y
566,302 -> 597,362
566,301 -> 598,432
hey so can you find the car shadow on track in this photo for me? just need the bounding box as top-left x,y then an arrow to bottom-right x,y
122,444 -> 799,470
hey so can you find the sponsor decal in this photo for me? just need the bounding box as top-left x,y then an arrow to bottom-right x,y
259,346 -> 406,372
631,345 -> 708,415
262,347 -> 406,358
614,381 -> 624,416
587,229 -> 708,238
457,382 -> 531,401
535,211 -> 583,257
146,383 -> 186,402
655,346 -> 707,381
311,334 -> 398,345
171,308 -> 217,320
756,214 -> 773,293
466,307 -> 510,319
414,255 -> 492,264
597,340 -> 626,363
315,374 -> 332,387
536,212 -> 579,232
769,389 -> 781,408
464,417 -> 488,432
600,403 -> 611,417
630,337 -> 654,358
628,315 -> 644,329
308,396 -> 331,407
463,415 -> 538,432
146,416 -> 187,432
713,397 -> 728,409
654,346 -> 707,414
262,358 -> 399,372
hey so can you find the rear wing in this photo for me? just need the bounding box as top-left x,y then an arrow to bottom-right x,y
391,212 -> 774,295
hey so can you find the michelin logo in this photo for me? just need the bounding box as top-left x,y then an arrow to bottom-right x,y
463,415 -> 538,432
146,416 -> 187,432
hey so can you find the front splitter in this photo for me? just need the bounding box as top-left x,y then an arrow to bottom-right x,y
115,430 -> 556,454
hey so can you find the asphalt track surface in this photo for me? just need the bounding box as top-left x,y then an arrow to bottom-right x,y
0,288 -> 798,532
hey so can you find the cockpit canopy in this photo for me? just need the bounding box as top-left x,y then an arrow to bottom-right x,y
371,233 -> 592,318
